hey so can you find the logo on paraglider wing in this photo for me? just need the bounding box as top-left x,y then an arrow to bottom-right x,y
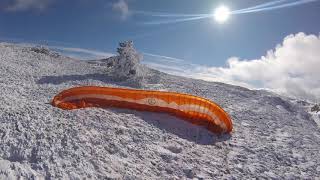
147,98 -> 157,105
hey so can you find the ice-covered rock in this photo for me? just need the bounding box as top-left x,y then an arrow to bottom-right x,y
106,41 -> 145,82
30,45 -> 61,58
311,104 -> 320,113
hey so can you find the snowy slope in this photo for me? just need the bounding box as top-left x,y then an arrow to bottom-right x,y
0,43 -> 319,179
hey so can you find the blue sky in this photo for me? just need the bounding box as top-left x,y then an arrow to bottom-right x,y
0,0 -> 319,65
1,0 -> 320,102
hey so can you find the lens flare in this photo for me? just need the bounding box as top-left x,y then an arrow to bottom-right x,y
213,6 -> 231,23
135,0 -> 319,26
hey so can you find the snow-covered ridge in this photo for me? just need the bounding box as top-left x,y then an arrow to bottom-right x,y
0,42 -> 319,179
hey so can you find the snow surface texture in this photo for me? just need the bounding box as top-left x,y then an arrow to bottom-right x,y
0,42 -> 319,179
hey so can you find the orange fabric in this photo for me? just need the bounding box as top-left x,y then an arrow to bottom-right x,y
52,86 -> 233,134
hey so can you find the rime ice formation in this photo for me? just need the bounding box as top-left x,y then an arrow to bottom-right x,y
105,41 -> 145,81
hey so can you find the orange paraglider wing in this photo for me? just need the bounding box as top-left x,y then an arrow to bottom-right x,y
52,86 -> 233,134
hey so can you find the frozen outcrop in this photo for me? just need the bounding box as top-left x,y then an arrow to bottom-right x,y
311,104 -> 320,113
106,41 -> 146,82
30,45 -> 60,58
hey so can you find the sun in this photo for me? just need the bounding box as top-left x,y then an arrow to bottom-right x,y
213,6 -> 231,23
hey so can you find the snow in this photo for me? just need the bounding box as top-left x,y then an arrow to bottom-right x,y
0,42 -> 319,179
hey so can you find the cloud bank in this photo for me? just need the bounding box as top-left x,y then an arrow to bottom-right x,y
145,33 -> 320,102
4,0 -> 52,12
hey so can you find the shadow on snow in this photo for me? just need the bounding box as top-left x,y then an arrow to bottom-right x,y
110,108 -> 231,145
37,73 -> 143,88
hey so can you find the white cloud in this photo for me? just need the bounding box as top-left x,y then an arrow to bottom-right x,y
143,33 -> 320,102
112,0 -> 130,20
6,0 -> 52,12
